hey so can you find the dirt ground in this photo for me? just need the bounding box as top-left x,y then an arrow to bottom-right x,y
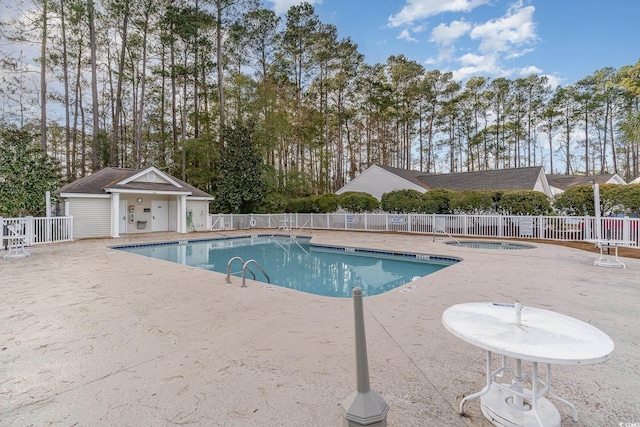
528,239 -> 640,259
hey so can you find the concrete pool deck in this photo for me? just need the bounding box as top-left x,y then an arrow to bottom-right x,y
1,230 -> 638,426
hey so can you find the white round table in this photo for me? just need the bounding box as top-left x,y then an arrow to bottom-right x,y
442,302 -> 614,427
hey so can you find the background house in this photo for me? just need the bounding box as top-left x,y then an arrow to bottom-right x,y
546,173 -> 627,196
336,165 -> 553,199
57,166 -> 214,239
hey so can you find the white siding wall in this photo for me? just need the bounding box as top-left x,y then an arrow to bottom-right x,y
336,166 -> 426,200
187,200 -> 209,231
69,197 -> 111,238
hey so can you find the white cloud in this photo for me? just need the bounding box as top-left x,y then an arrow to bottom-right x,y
397,29 -> 418,42
470,2 -> 537,54
505,47 -> 535,60
430,20 -> 471,46
541,73 -> 563,89
459,52 -> 487,66
518,65 -> 542,76
451,52 -> 515,81
437,46 -> 457,62
388,0 -> 489,27
269,0 -> 322,16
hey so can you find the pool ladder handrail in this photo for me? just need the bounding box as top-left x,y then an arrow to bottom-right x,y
271,217 -> 311,255
226,256 -> 256,283
225,256 -> 271,287
241,259 -> 270,287
432,226 -> 462,246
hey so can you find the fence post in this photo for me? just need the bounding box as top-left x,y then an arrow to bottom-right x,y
26,216 -> 35,246
68,216 -> 74,241
463,214 -> 468,235
623,216 -> 631,243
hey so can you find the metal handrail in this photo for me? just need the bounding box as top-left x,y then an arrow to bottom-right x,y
291,218 -> 310,238
269,218 -> 310,254
433,226 -> 462,245
270,215 -> 292,237
241,259 -> 270,287
226,256 -> 255,283
289,219 -> 311,254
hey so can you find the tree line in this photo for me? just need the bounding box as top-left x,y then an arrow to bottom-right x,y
1,0 -> 640,204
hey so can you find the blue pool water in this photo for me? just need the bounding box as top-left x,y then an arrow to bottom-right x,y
114,235 -> 459,298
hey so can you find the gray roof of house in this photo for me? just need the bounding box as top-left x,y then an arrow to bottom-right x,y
56,167 -> 212,198
377,165 -> 429,189
378,165 -> 544,191
546,174 -> 616,190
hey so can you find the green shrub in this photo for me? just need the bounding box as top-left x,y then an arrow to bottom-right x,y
256,192 -> 289,214
619,184 -> 640,213
313,193 -> 341,213
380,189 -> 424,213
498,191 -> 552,215
339,192 -> 380,213
553,186 -> 593,215
420,189 -> 452,214
287,197 -> 314,213
450,190 -> 495,214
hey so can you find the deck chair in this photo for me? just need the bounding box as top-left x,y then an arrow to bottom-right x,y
4,223 -> 31,259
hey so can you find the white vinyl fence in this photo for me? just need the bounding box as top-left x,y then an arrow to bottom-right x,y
208,212 -> 640,248
3,213 -> 637,249
1,216 -> 74,247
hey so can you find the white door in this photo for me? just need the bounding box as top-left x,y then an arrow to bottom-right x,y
152,200 -> 169,231
119,200 -> 127,235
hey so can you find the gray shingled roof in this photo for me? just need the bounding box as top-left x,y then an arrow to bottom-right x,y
546,174 -> 615,190
56,167 -> 212,198
377,165 -> 429,189
416,166 -> 544,191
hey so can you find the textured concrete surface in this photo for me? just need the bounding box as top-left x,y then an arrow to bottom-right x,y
1,230 -> 638,426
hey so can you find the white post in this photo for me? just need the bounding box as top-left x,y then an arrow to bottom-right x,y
341,287 -> 388,427
623,216 -> 630,243
25,216 -> 35,245
593,183 -> 602,241
45,191 -> 52,243
45,191 -> 52,217
110,193 -> 120,237
179,194 -> 187,233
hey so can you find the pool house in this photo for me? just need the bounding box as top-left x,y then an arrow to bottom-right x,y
56,166 -> 214,239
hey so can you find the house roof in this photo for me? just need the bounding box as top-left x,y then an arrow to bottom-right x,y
546,174 -> 624,190
377,165 -> 429,189
56,167 -> 213,198
417,166 -> 545,192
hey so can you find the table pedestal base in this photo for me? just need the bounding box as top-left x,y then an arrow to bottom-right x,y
594,243 -> 626,268
481,385 -> 560,427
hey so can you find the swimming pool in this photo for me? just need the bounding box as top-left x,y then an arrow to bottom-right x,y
444,240 -> 535,250
114,235 -> 459,298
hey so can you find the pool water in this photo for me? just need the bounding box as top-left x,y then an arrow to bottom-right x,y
114,235 -> 458,297
444,240 -> 535,250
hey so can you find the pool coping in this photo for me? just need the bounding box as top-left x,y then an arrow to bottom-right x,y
111,233 -> 462,265
4,229 -> 637,426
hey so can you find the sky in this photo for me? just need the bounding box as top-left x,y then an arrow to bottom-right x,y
268,0 -> 640,87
